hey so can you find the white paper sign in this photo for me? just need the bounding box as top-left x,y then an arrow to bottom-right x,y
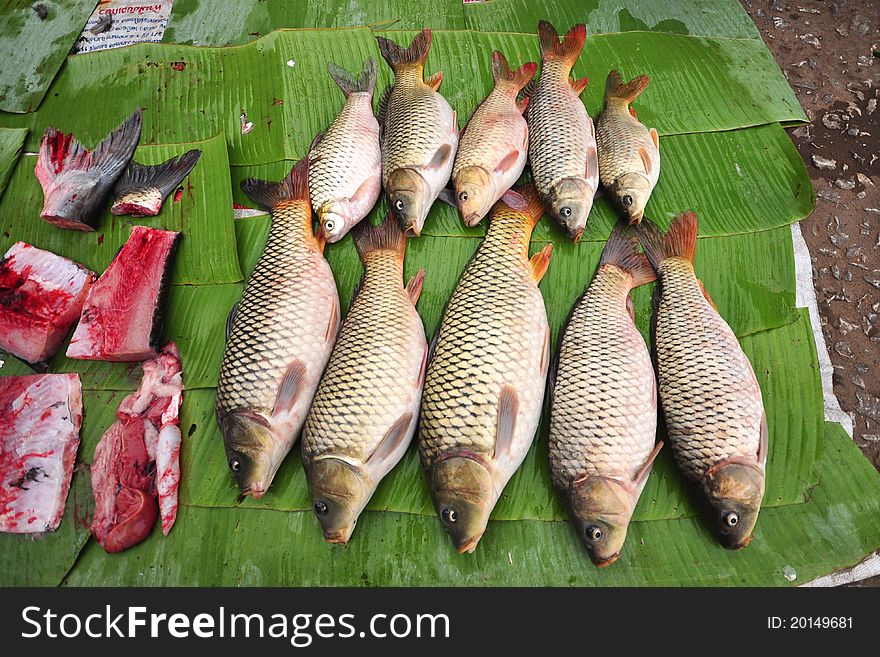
75,0 -> 174,54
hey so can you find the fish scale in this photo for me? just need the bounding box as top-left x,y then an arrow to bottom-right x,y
549,265 -> 656,490
596,109 -> 657,188
654,257 -> 763,482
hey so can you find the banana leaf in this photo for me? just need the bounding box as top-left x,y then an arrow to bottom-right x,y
0,28 -> 805,166
58,421 -> 880,587
0,126 -> 26,200
0,132 -> 241,286
0,0 -> 98,113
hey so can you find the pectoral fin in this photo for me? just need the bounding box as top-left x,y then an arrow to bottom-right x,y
650,127 -> 659,150
406,269 -> 426,305
502,189 -> 528,212
638,146 -> 654,178
530,244 -> 553,283
367,412 -> 414,469
494,384 -> 519,459
273,360 -> 307,416
438,187 -> 457,208
494,150 -> 521,175
427,144 -> 453,171
758,412 -> 769,467
225,302 -> 239,340
633,441 -> 664,489
326,297 -> 340,342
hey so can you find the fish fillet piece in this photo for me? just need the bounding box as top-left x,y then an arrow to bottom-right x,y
90,343 -> 183,552
0,242 -> 96,364
67,225 -> 180,362
35,109 -> 142,231
0,374 -> 82,534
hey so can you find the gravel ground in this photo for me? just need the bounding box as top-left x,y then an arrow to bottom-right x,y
741,0 -> 879,585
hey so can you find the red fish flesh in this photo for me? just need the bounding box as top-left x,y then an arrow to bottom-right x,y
67,225 -> 180,362
90,343 -> 183,552
35,109 -> 142,231
0,374 -> 82,534
0,242 -> 96,365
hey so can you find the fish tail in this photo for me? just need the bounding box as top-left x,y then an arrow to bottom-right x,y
376,29 -> 432,74
537,21 -> 586,67
240,157 -> 309,211
328,58 -> 377,97
491,50 -> 537,93
114,149 -> 201,197
636,211 -> 699,271
600,222 -> 656,287
605,70 -> 650,104
352,212 -> 406,262
512,182 -> 546,227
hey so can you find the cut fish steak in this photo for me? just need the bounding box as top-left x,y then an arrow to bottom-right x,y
0,242 -> 96,365
67,225 -> 180,362
90,343 -> 183,552
0,373 -> 83,534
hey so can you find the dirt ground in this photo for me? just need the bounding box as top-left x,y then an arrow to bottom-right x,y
740,0 -> 879,584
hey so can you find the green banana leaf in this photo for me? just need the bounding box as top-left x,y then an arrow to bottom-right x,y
58,421 -> 880,587
0,132 -> 240,286
0,126 -> 25,200
0,0 -> 97,113
0,28 -> 804,166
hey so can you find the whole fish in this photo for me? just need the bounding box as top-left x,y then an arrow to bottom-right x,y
527,22 -> 598,240
302,214 -> 428,544
217,158 -> 340,498
596,71 -> 660,224
548,224 -> 660,567
309,59 -> 382,243
111,149 -> 202,217
419,184 -> 551,553
637,211 -> 767,549
376,29 -> 458,236
449,50 -> 536,227
35,108 -> 141,231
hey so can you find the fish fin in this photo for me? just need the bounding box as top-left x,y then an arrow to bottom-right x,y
569,76 -> 589,96
376,84 -> 394,129
600,223 -> 656,288
517,80 -> 536,116
86,108 -> 143,178
540,324 -> 550,376
351,212 -> 405,262
516,96 -> 531,114
405,268 -> 425,305
494,149 -> 521,175
593,185 -> 604,200
424,71 -> 443,91
348,174 -> 380,209
376,29 -> 432,75
240,157 -> 310,210
491,50 -> 537,91
225,302 -> 239,340
585,141 -> 598,181
452,110 -> 458,132
417,342 -> 429,388
633,441 -> 664,489
605,70 -> 650,104
636,210 -> 698,270
758,412 -> 769,467
529,243 -> 553,283
113,149 -> 201,200
638,146 -> 654,178
316,228 -> 327,254
629,107 -> 638,120
697,279 -> 718,312
309,131 -> 325,153
626,295 -> 635,322
650,127 -> 659,149
494,384 -> 519,459
328,58 -> 377,97
437,187 -> 457,208
272,360 -> 307,416
367,412 -> 414,468
537,21 -> 586,68
326,296 -> 339,342
510,182 -> 545,226
501,188 -> 528,212
427,143 -> 453,171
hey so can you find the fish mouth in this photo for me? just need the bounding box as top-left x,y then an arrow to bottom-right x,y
722,534 -> 753,551
627,211 -> 644,225
455,532 -> 485,554
571,227 -> 585,242
323,527 -> 355,545
405,220 -> 421,237
464,212 -> 482,227
593,552 -> 621,568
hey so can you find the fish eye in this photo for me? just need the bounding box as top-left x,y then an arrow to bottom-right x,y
458,191 -> 468,202
621,194 -> 634,208
323,219 -> 335,232
394,199 -> 404,212
229,458 -> 241,473
441,508 -> 457,523
560,206 -> 572,218
585,525 -> 603,541
724,512 -> 739,527
314,501 -> 329,516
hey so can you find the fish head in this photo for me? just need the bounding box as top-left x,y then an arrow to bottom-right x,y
547,177 -> 593,241
452,166 -> 493,227
307,457 -> 370,544
221,412 -> 279,500
614,173 -> 652,224
317,200 -> 350,243
565,476 -> 634,567
701,459 -> 766,550
387,168 -> 432,237
428,454 -> 496,554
